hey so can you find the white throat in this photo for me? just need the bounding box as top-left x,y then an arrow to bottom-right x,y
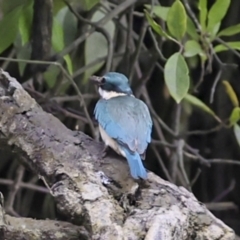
98,87 -> 127,99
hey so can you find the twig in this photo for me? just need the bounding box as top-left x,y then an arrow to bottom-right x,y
190,168 -> 202,187
151,139 -> 176,148
210,69 -> 222,104
73,52 -> 124,79
151,145 -> 173,182
211,180 -> 236,202
0,179 -> 49,193
194,59 -> 206,92
5,165 -> 25,216
0,57 -> 96,138
141,86 -> 176,137
129,21 -> 148,81
185,124 -> 223,136
126,4 -> 134,75
170,104 -> 182,182
208,159 -> 240,166
0,48 -> 16,70
51,94 -> 98,102
215,38 -> 240,59
64,0 -> 113,72
141,86 -> 173,157
135,54 -> 159,98
185,144 -> 210,167
205,201 -> 238,211
59,0 -> 138,58
182,0 -> 202,32
148,28 -> 167,61
177,139 -> 191,190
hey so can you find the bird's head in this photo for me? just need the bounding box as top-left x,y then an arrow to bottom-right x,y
90,72 -> 133,99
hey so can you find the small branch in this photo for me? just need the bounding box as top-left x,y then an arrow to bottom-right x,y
148,28 -> 167,61
185,124 -> 223,136
0,57 -> 96,138
177,139 -> 191,190
59,0 -> 138,58
73,52 -> 125,79
64,0 -> 114,72
182,0 -> 202,32
151,145 -> 173,182
190,168 -> 202,187
5,165 -> 25,216
129,20 -> 148,81
0,179 -> 49,194
210,68 -> 222,104
211,180 -> 236,202
215,38 -> 240,59
208,159 -> 240,166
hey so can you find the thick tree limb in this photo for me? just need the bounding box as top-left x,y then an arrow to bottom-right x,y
0,69 -> 235,239
0,193 -> 89,240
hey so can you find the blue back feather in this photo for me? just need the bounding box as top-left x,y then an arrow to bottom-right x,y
94,96 -> 152,154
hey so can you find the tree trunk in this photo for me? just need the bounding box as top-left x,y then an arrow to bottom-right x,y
0,69 -> 235,239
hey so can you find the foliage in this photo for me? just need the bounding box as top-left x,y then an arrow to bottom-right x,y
1,0 -> 240,233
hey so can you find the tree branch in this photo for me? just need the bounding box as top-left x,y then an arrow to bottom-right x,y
0,69 -> 235,239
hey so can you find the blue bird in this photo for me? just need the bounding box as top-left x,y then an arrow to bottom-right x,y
91,72 -> 152,179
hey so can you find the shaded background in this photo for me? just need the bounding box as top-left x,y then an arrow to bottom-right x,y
0,0 -> 240,236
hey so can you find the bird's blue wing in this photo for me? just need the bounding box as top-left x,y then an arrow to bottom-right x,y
94,96 -> 152,154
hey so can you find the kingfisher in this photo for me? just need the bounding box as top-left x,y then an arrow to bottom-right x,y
91,72 -> 152,179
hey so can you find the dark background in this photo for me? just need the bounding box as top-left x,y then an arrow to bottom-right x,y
0,0 -> 240,236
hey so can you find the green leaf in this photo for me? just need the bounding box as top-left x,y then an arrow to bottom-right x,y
207,0 -> 231,32
144,5 -> 169,21
53,0 -> 66,15
198,0 -> 207,30
43,65 -> 60,89
230,107 -> 240,126
19,2 -> 33,45
81,0 -> 99,11
222,80 -> 239,107
84,9 -> 115,82
218,24 -> 240,37
14,35 -> 31,76
61,7 -> 77,46
184,40 -> 204,57
52,18 -> 73,74
145,10 -> 170,38
52,18 -> 65,52
167,0 -> 187,40
186,17 -> 199,40
214,42 -> 240,53
164,52 -> 190,103
210,22 -> 221,40
64,55 -> 73,75
17,45 -> 31,76
2,0 -> 29,14
184,94 -> 216,117
233,124 -> 240,147
0,6 -> 22,54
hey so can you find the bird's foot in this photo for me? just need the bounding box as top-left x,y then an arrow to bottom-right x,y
101,145 -> 109,159
98,145 -> 109,166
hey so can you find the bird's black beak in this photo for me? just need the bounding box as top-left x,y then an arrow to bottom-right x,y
89,75 -> 104,85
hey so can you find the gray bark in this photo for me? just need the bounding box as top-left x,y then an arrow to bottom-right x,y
0,69 -> 235,239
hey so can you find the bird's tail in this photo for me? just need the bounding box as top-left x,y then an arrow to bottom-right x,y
123,149 -> 147,179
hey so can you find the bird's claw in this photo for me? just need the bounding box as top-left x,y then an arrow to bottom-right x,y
98,145 -> 109,166
101,145 -> 109,159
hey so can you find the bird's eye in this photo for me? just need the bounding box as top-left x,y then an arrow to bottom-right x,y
101,77 -> 106,84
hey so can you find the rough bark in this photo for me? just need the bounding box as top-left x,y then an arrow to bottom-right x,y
0,69 -> 235,239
